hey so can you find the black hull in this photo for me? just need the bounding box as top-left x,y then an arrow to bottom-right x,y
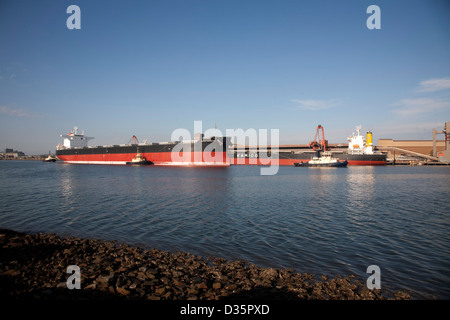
125,161 -> 153,165
233,151 -> 387,165
294,160 -> 348,167
56,137 -> 229,157
279,152 -> 386,162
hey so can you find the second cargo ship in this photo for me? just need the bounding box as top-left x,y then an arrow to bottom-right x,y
231,125 -> 387,166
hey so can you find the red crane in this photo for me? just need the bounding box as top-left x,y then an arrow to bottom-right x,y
129,135 -> 139,145
309,125 -> 329,151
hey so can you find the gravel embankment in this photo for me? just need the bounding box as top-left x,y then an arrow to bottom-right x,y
0,229 -> 410,300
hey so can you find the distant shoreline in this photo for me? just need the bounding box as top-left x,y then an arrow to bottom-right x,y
0,157 -> 49,161
0,228 -> 410,300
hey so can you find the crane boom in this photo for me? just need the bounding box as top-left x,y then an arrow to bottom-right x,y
128,135 -> 139,145
309,125 -> 329,151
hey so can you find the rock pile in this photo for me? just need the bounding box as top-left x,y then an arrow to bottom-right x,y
0,229 -> 410,300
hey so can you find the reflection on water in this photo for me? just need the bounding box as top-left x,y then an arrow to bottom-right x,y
347,166 -> 375,203
59,165 -> 75,200
345,167 -> 376,223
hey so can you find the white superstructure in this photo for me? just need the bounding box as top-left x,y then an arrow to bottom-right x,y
309,152 -> 342,165
347,125 -> 374,155
57,126 -> 94,150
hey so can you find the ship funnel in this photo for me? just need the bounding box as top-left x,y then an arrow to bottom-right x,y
366,131 -> 373,146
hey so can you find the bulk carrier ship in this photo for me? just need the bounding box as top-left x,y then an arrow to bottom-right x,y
56,127 -> 230,166
231,125 -> 387,166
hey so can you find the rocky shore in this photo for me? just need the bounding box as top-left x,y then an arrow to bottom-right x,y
0,228 -> 410,300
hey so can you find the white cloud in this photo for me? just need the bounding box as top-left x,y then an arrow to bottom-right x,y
416,78 -> 450,93
0,106 -> 35,117
391,98 -> 450,116
292,98 -> 341,111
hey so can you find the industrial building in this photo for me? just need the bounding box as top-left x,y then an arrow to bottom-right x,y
377,121 -> 449,164
0,148 -> 25,160
377,139 -> 445,163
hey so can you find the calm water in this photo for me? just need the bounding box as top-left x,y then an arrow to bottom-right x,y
1,160 -> 449,299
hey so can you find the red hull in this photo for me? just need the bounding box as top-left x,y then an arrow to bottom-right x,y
58,151 -> 230,166
58,153 -> 385,166
346,160 -> 386,166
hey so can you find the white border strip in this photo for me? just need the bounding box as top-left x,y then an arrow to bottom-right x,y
65,161 -> 127,165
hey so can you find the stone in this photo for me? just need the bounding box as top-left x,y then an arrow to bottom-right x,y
136,272 -> 147,281
129,282 -> 137,290
196,282 -> 208,290
225,284 -> 237,290
173,279 -> 186,288
155,287 -> 166,295
85,283 -> 97,290
116,287 -> 130,296
96,274 -> 113,285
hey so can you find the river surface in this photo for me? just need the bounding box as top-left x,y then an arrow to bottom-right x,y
1,160 -> 449,299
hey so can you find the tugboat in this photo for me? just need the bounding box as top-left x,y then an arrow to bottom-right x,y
126,152 -> 153,166
294,151 -> 348,167
43,154 -> 58,162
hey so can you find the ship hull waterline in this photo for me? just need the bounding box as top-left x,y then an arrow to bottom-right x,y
57,151 -> 231,167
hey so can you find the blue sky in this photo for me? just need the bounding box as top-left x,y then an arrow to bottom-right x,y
1,0 -> 450,154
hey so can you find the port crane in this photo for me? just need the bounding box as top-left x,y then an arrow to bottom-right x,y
128,135 -> 139,145
309,124 -> 329,151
